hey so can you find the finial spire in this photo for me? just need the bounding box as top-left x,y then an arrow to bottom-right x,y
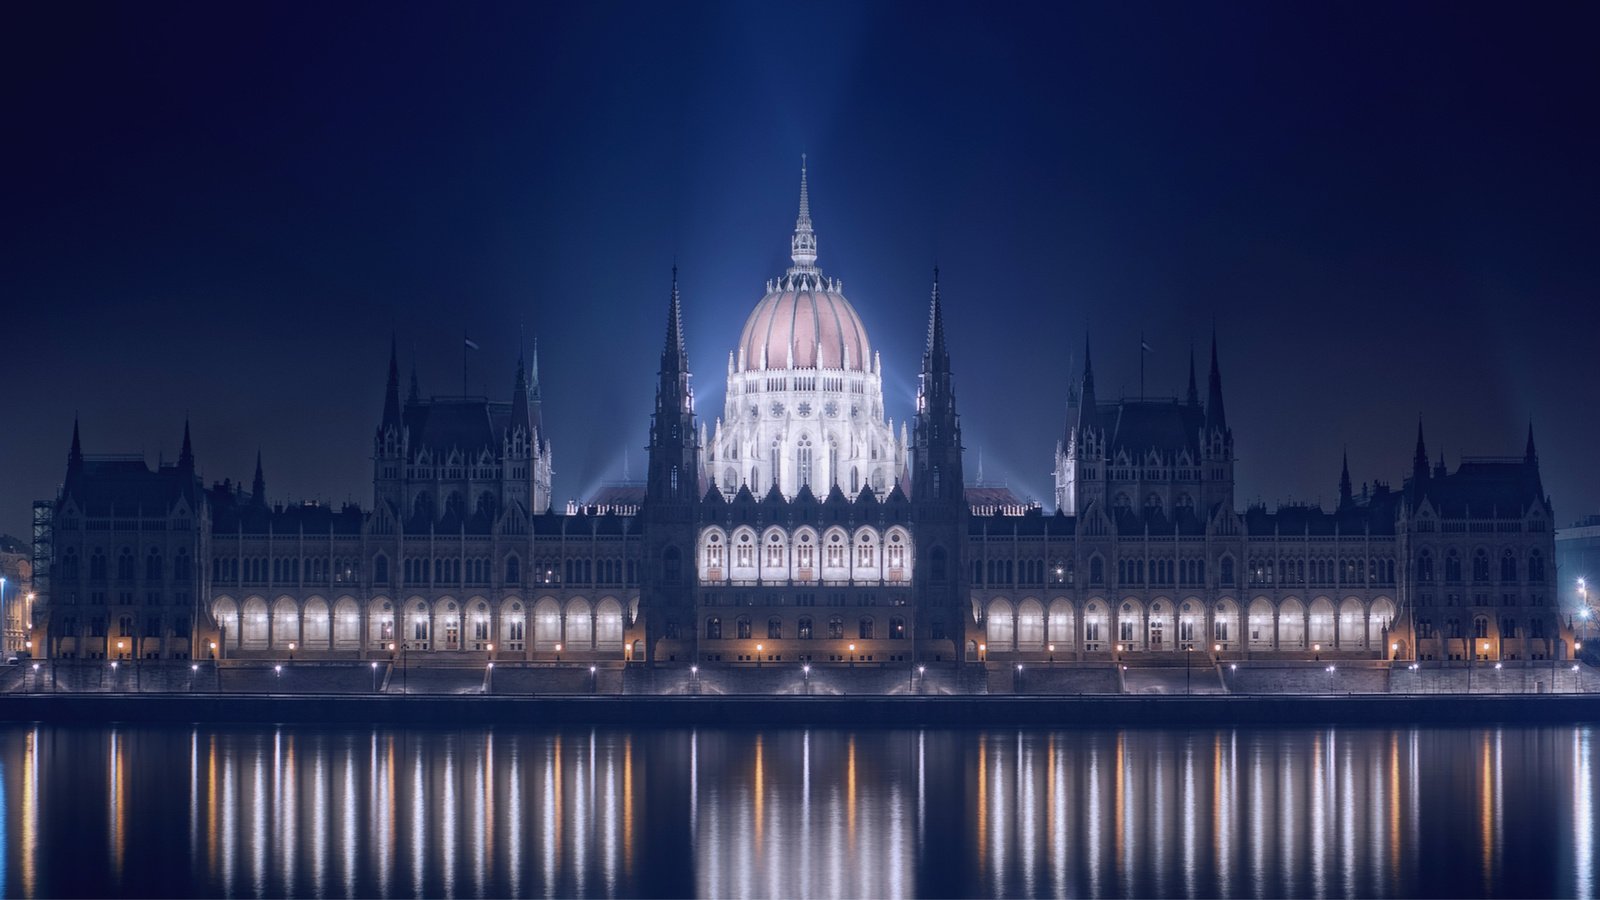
68,417 -> 83,472
662,265 -> 687,370
789,156 -> 818,273
924,266 -> 949,367
179,416 -> 194,470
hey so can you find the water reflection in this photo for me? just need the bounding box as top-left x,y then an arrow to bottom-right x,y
0,724 -> 1592,897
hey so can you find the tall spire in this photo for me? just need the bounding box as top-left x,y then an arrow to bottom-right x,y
178,417 -> 194,472
1338,448 -> 1352,509
1186,345 -> 1200,407
662,265 -> 687,372
407,360 -> 421,405
1204,331 -> 1227,432
68,417 -> 83,474
924,266 -> 949,370
252,450 -> 266,506
511,349 -> 531,432
789,155 -> 818,274
382,334 -> 402,429
1527,420 -> 1544,499
1412,418 -> 1430,488
1077,335 -> 1099,432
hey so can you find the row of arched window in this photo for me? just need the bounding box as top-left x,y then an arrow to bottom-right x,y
704,614 -> 907,641
699,526 -> 912,584
1416,547 -> 1544,584
57,547 -> 192,583
1247,557 -> 1398,587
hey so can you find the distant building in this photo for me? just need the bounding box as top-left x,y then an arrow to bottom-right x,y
30,166 -> 1571,671
0,534 -> 31,657
1556,515 -> 1600,616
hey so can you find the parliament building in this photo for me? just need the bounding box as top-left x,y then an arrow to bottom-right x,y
30,167 -> 1568,679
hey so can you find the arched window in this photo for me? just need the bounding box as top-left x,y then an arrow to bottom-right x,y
1501,549 -> 1517,583
1472,549 -> 1490,583
117,548 -> 136,581
90,548 -> 107,581
1529,550 -> 1545,582
1220,556 -> 1235,586
890,616 -> 906,639
706,617 -> 721,640
373,555 -> 389,584
828,616 -> 844,640
859,617 -> 875,640
797,435 -> 813,488
1418,549 -> 1435,583
767,616 -> 782,639
505,556 -> 520,585
1445,549 -> 1462,583
798,616 -> 813,639
737,616 -> 752,639
1089,556 -> 1104,586
145,549 -> 162,582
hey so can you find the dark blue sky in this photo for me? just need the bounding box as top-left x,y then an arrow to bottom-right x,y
4,2 -> 1598,535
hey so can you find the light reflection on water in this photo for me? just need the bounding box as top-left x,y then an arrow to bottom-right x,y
0,724 -> 1591,897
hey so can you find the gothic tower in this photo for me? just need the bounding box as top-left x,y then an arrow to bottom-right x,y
640,268 -> 701,664
911,271 -> 971,664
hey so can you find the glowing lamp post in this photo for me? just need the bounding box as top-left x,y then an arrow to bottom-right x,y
756,643 -> 764,668
849,643 -> 856,668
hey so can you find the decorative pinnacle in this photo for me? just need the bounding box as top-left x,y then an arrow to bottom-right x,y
789,155 -> 819,273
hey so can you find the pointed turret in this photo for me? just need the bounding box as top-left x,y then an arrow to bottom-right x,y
252,451 -> 266,506
407,362 -> 421,405
1204,332 -> 1227,432
647,266 -> 699,506
527,339 -> 544,439
382,335 -> 402,429
1186,345 -> 1200,407
1077,336 -> 1099,433
1527,421 -> 1545,499
1435,451 -> 1447,479
1338,449 -> 1353,509
178,418 -> 194,472
789,155 -> 818,273
1410,419 -> 1431,495
510,351 -> 531,433
68,418 -> 83,477
913,267 -> 964,505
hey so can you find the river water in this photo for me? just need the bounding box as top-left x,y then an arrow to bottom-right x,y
0,724 -> 1591,897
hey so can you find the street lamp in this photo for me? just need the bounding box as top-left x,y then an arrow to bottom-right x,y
756,642 -> 764,668
849,643 -> 856,667
371,660 -> 379,692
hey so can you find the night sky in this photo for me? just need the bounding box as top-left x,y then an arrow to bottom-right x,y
4,3 -> 1598,538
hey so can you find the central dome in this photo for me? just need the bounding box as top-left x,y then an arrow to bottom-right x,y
734,157 -> 872,373
737,279 -> 871,371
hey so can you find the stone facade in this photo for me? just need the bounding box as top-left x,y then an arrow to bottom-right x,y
29,169 -> 1568,673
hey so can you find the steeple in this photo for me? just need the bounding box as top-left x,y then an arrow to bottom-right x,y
382,334 -> 402,429
1186,345 -> 1200,407
528,338 -> 543,436
68,417 -> 83,476
1412,419 -> 1430,488
662,266 -> 687,374
923,266 -> 950,371
1527,420 -> 1545,499
252,451 -> 266,506
913,268 -> 963,505
647,266 -> 698,506
1076,335 -> 1099,433
178,418 -> 194,472
511,351 -> 531,432
1204,331 -> 1227,432
789,156 -> 818,274
407,361 -> 421,405
1338,449 -> 1353,509
1435,451 -> 1447,479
